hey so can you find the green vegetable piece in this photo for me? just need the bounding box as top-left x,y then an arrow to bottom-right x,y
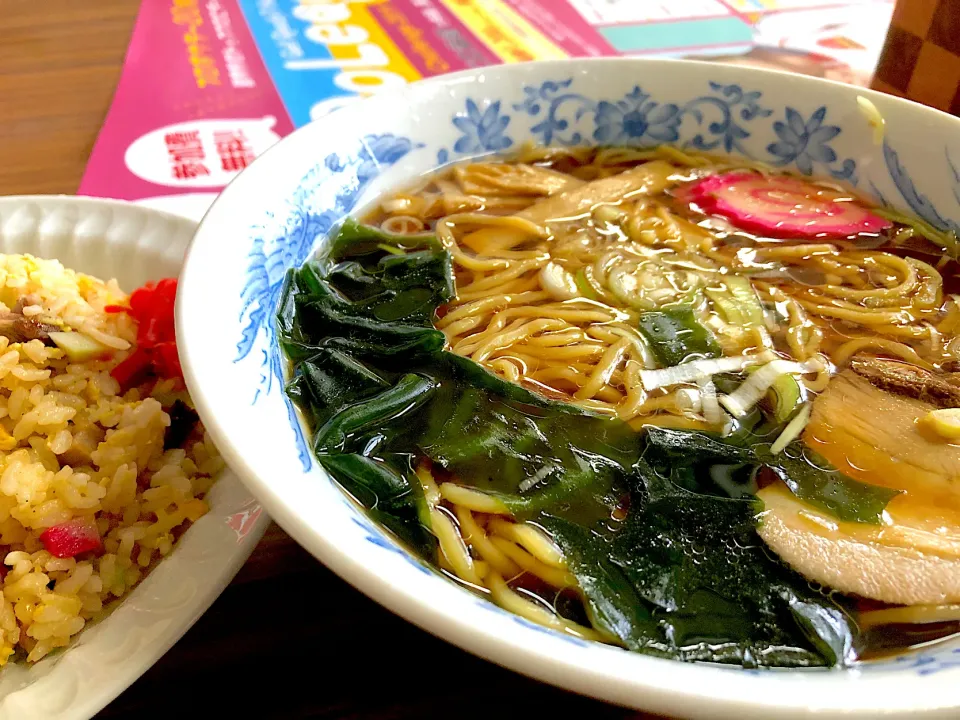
506,467 -> 617,519
320,217 -> 441,264
644,426 -> 755,466
445,353 -> 591,416
313,373 -> 438,453
725,275 -> 765,328
276,270 -> 317,365
573,268 -> 597,300
545,472 -> 855,667
292,348 -> 388,430
290,242 -> 453,359
302,349 -> 388,404
637,304 -> 721,367
646,428 -> 900,525
542,517 -> 658,650
319,453 -> 435,556
284,373 -> 310,410
323,249 -> 454,325
419,377 -> 639,524
785,594 -> 856,667
767,374 -> 802,423
766,446 -> 901,525
376,242 -> 406,256
319,327 -> 447,359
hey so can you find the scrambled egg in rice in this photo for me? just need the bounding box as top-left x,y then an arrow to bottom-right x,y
0,254 -> 220,663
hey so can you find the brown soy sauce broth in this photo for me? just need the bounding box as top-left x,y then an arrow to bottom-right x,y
851,591 -> 960,662
860,623 -> 960,661
358,147 -> 960,666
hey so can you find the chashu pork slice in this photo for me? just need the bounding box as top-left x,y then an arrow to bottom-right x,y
804,367 -> 960,509
758,363 -> 960,605
758,481 -> 960,605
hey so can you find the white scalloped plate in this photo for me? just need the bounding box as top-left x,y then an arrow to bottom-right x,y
0,196 -> 268,720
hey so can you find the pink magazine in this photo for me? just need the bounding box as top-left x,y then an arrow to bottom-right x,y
79,0 -> 894,219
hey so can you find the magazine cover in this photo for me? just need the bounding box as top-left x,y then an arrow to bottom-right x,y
78,0 -> 895,219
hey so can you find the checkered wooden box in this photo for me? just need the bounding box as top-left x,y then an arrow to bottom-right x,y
872,0 -> 960,115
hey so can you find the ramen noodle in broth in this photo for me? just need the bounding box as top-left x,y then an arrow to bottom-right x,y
282,145 -> 960,667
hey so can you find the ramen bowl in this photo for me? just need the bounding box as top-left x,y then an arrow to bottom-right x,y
179,59 -> 960,719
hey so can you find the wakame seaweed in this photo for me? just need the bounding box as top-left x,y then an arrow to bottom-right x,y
278,219 -> 888,668
644,427 -> 901,525
637,304 -> 721,367
542,476 -> 856,667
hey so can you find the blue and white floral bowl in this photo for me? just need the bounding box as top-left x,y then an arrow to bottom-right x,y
178,59 -> 960,719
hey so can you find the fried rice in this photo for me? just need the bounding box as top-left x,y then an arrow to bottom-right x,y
0,254 -> 221,663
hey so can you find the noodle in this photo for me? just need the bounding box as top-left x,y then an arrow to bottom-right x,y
485,571 -> 606,642
487,537 -> 577,588
438,483 -> 510,515
859,604 -> 960,629
373,149 -> 954,424
432,506 -> 482,587
454,506 -> 520,578
486,518 -> 566,569
830,338 -> 936,370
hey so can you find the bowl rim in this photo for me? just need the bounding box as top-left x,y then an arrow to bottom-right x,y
178,57 -> 960,720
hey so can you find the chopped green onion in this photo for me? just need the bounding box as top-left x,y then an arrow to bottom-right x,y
767,374 -> 803,424
674,387 -> 702,413
574,268 -> 597,300
705,287 -> 743,325
640,355 -> 755,391
726,276 -> 765,327
769,403 -> 812,455
539,262 -> 579,300
696,376 -> 725,427
48,331 -> 109,362
706,275 -> 764,328
719,360 -> 810,418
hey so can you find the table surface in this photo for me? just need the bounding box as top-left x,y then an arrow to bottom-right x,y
0,2 -> 661,717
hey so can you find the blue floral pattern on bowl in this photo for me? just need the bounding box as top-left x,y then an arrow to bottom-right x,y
232,73 -> 960,671
593,87 -> 682,145
883,141 -> 960,240
236,133 -> 422,470
453,99 -> 512,154
767,107 -> 855,181
883,647 -> 960,676
506,79 -> 774,156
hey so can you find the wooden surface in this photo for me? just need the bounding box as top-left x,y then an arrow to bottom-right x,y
0,3 -> 658,718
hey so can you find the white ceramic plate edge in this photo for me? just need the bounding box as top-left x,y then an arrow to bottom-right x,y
0,195 -> 268,720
